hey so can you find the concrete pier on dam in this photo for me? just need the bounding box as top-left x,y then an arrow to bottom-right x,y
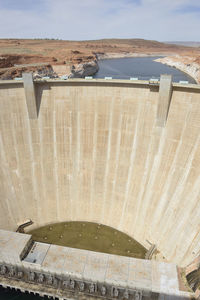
0,75 -> 200,298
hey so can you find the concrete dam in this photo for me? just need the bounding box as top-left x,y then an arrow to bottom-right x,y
0,75 -> 200,299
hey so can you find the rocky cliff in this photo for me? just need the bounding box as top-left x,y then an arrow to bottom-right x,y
69,60 -> 99,78
155,55 -> 200,84
0,64 -> 57,80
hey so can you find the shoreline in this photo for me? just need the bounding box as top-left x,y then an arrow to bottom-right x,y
154,56 -> 200,84
96,52 -> 168,60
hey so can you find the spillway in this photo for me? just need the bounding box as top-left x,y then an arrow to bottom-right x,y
0,76 -> 200,271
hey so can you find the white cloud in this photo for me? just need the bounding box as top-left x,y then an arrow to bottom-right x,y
0,0 -> 199,41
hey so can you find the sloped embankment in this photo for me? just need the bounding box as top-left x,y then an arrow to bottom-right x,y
155,55 -> 200,84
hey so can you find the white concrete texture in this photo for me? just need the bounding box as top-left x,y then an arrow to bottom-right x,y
0,230 -> 193,299
0,230 -> 31,264
0,79 -> 200,267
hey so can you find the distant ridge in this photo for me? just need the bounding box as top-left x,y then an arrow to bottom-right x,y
165,41 -> 200,47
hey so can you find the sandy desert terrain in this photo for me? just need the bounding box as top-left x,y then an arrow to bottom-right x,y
0,38 -> 200,82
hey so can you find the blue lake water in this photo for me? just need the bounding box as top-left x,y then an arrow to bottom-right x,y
94,56 -> 196,83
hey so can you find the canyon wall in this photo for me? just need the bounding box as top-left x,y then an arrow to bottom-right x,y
70,60 -> 99,78
0,79 -> 200,267
155,56 -> 200,84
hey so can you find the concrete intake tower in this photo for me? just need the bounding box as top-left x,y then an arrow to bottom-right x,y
0,74 -> 200,299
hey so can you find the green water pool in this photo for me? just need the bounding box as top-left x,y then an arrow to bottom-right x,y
29,221 -> 147,259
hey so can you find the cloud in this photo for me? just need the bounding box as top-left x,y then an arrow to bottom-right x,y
0,0 -> 199,41
0,0 -> 46,11
175,4 -> 200,14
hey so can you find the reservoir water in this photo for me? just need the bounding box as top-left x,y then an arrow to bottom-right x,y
94,56 -> 196,83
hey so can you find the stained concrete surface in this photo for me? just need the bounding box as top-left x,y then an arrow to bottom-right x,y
0,79 -> 200,268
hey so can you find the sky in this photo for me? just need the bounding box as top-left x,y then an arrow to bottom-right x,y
0,0 -> 199,41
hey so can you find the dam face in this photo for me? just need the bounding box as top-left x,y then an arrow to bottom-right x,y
0,77 -> 200,268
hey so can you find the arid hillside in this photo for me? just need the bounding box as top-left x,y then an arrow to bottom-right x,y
0,38 -> 200,80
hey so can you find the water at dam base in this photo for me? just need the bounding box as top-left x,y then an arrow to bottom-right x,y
94,56 -> 196,83
29,222 -> 147,259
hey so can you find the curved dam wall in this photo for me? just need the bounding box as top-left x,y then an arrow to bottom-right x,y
0,78 -> 200,267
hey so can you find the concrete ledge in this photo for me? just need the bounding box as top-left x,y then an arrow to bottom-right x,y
0,230 -> 194,300
0,78 -> 199,90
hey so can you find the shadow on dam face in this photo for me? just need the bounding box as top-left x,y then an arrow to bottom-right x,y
0,78 -> 200,268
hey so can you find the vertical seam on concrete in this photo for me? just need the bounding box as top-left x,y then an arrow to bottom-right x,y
161,138 -> 200,263
71,88 -> 78,220
77,111 -> 81,172
0,134 -> 16,228
53,108 -> 59,221
133,126 -> 158,241
89,111 -> 98,221
76,110 -> 81,220
10,111 -> 27,220
38,105 -> 46,223
143,129 -> 168,239
72,87 -> 80,220
152,100 -> 192,231
101,98 -> 114,223
129,89 -> 159,241
69,112 -> 73,220
26,117 -> 39,224
108,114 -> 123,223
150,96 -> 193,261
133,93 -> 160,242
133,127 -> 165,238
131,100 -> 162,238
118,104 -> 141,229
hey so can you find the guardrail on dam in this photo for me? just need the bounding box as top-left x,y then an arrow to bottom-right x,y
0,230 -> 194,299
0,75 -> 200,273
